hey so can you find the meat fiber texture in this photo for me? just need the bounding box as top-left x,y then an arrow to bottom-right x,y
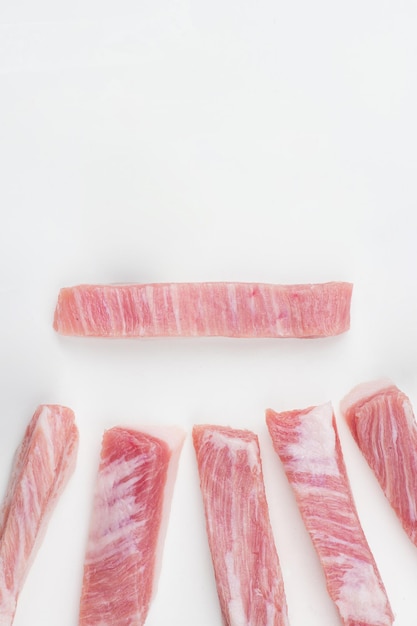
0,405 -> 79,626
266,403 -> 393,626
53,281 -> 353,339
341,379 -> 417,547
193,424 -> 289,626
79,425 -> 185,626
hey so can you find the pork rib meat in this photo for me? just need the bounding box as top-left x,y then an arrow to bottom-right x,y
54,281 -> 352,339
193,424 -> 289,626
341,379 -> 417,546
266,403 -> 393,626
79,425 -> 185,626
0,404 -> 79,625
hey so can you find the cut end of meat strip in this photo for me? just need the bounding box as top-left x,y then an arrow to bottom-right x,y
79,425 -> 185,626
53,281 -> 353,339
266,403 -> 394,626
340,379 -> 395,437
193,424 -> 290,626
341,379 -> 417,548
0,405 -> 79,626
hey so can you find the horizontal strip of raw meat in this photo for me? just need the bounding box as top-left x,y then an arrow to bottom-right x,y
193,424 -> 289,626
341,379 -> 417,546
0,404 -> 79,626
53,281 -> 353,338
79,425 -> 185,626
266,403 -> 393,626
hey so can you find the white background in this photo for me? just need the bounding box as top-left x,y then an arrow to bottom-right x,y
1,1 -> 417,624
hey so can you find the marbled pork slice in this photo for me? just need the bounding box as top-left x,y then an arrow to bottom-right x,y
266,403 -> 393,626
341,379 -> 417,546
53,281 -> 353,338
79,425 -> 185,626
193,424 -> 289,626
0,404 -> 79,625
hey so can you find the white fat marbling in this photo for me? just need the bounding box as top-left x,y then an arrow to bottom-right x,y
225,551 -> 247,626
206,430 -> 259,473
337,561 -> 391,625
168,284 -> 182,333
286,403 -> 339,476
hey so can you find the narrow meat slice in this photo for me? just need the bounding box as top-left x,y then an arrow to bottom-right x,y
341,379 -> 417,546
193,424 -> 289,626
79,425 -> 185,626
266,403 -> 393,626
53,281 -> 353,339
0,404 -> 79,625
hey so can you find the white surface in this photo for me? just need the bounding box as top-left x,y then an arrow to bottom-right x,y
1,1 -> 417,624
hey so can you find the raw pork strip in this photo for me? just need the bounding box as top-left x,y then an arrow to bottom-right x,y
53,281 -> 353,338
0,405 -> 79,626
79,425 -> 185,626
266,403 -> 393,626
193,424 -> 289,626
341,379 -> 417,546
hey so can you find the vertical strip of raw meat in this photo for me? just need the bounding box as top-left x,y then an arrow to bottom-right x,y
266,403 -> 393,626
193,424 -> 289,626
53,281 -> 353,338
79,425 -> 185,626
0,404 -> 79,626
341,379 -> 417,546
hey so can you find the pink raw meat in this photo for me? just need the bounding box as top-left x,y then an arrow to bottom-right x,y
341,379 -> 417,546
0,405 -> 79,625
53,281 -> 352,338
193,424 -> 289,626
266,403 -> 393,626
79,425 -> 185,626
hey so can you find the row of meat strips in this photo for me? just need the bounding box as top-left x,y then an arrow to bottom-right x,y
2,281 -> 413,625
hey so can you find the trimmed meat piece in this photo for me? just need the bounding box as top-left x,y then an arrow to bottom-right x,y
341,379 -> 417,546
266,403 -> 393,626
79,425 -> 185,626
0,405 -> 79,625
193,424 -> 289,626
53,281 -> 353,339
